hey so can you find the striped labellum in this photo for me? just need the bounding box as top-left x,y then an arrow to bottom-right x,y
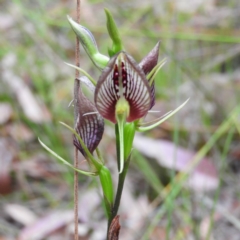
73,90 -> 104,157
94,51 -> 152,123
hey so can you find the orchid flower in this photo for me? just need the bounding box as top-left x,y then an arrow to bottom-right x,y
40,9 -> 189,236
67,11 -> 188,173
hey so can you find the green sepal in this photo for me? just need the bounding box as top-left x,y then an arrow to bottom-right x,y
116,116 -> 125,174
67,16 -> 109,69
123,122 -> 136,160
115,98 -> 130,173
115,123 -> 120,171
104,8 -> 123,56
147,58 -> 167,86
137,99 -> 189,132
64,62 -> 97,86
99,166 -> 114,218
60,121 -> 103,171
115,122 -> 134,174
38,138 -> 97,177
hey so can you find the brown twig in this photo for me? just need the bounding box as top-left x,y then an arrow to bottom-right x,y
74,1 -> 81,240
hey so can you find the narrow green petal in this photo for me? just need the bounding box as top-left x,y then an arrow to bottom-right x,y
38,138 -> 96,176
117,118 -> 125,174
137,99 -> 189,132
64,62 -> 97,86
147,58 -> 167,86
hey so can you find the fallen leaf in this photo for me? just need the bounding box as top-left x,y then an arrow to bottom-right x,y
14,154 -> 61,179
18,211 -> 73,240
0,103 -> 13,125
5,204 -> 37,226
0,13 -> 15,30
134,135 -> 219,192
1,53 -> 51,123
78,190 -> 101,223
7,123 -> 34,142
67,223 -> 89,239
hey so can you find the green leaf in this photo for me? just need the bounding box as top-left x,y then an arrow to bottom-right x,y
123,122 -> 135,159
38,138 -> 96,176
99,166 -> 114,218
137,99 -> 189,132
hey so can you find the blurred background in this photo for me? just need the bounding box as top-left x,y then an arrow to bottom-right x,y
1,0 -> 240,239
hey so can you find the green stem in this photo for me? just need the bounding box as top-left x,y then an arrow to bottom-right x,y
111,159 -> 130,221
106,124 -> 130,238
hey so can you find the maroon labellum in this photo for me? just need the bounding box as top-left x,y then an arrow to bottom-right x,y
94,52 -> 152,123
73,89 -> 104,157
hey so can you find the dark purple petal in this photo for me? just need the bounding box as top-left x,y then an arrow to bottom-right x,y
94,52 -> 152,123
139,41 -> 160,74
73,90 -> 104,156
139,41 -> 160,109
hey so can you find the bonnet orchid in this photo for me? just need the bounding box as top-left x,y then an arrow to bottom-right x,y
67,11 -> 188,173
40,9 -> 189,238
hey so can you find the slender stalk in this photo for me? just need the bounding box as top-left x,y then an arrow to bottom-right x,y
74,1 -> 81,240
109,160 -> 129,226
107,125 -> 130,238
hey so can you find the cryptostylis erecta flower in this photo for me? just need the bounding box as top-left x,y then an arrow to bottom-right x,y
95,52 -> 152,123
39,9 -> 189,237
94,56 -> 143,172
93,40 -> 161,173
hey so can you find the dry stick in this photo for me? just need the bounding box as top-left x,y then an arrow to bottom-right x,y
74,0 -> 81,240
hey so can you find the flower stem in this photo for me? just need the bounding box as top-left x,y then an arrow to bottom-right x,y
110,159 -> 130,224
107,124 -> 130,238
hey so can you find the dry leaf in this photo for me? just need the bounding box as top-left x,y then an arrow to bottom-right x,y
1,54 -> 51,123
134,135 -> 219,192
7,123 -> 34,142
18,211 -> 73,240
5,204 -> 37,226
0,103 -> 13,125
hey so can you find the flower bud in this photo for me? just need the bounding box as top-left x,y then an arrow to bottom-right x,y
104,8 -> 123,56
67,16 -> 109,69
74,90 -> 104,158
